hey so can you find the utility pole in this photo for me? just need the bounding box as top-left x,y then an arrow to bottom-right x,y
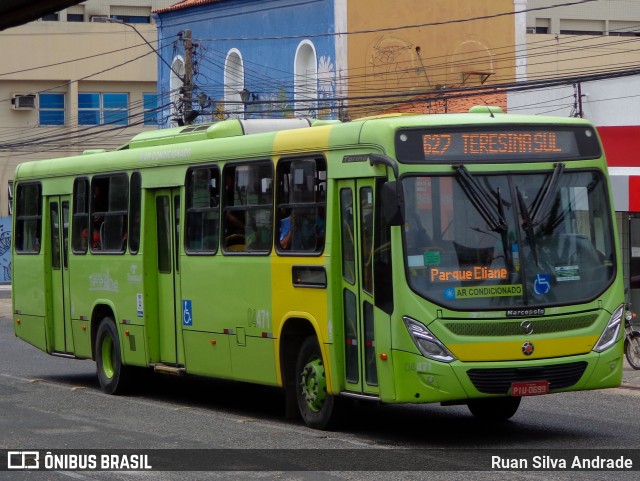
183,29 -> 194,125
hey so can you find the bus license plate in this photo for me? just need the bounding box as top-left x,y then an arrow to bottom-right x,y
511,380 -> 549,396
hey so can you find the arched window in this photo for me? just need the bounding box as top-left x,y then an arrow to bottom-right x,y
224,49 -> 245,119
170,56 -> 185,126
294,41 -> 317,117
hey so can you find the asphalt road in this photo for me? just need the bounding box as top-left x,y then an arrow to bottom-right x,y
1,295 -> 640,481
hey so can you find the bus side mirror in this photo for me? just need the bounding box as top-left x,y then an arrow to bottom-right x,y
381,181 -> 405,227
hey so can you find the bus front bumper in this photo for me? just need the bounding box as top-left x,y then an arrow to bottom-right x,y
386,341 -> 623,404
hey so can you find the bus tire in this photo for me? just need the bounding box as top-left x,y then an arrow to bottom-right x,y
295,336 -> 336,430
467,397 -> 521,421
95,317 -> 129,395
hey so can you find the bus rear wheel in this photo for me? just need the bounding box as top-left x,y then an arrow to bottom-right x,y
295,336 -> 336,430
467,397 -> 521,421
95,317 -> 130,395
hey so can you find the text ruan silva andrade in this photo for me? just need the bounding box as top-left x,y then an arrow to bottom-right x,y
491,455 -> 633,470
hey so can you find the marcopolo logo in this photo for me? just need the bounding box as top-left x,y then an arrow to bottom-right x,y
7,451 -> 39,469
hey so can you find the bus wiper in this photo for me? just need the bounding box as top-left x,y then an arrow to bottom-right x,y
516,187 -> 538,265
454,164 -> 507,233
529,163 -> 565,226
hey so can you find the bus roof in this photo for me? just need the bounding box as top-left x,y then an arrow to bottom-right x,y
14,110 -> 596,181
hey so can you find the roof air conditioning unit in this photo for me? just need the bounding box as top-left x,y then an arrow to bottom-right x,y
526,27 -> 536,34
11,94 -> 37,110
91,16 -> 110,22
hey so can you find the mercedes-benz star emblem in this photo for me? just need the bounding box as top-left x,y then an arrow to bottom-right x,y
520,320 -> 534,335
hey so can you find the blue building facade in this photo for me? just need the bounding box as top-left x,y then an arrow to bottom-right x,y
153,0 -> 343,126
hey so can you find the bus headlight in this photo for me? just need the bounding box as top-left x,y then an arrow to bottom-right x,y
593,304 -> 624,353
403,316 -> 456,362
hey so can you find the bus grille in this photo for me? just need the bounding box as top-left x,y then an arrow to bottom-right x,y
445,315 -> 597,337
466,361 -> 588,394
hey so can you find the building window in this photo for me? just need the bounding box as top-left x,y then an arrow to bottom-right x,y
110,15 -> 150,24
143,93 -> 158,126
41,13 -> 59,21
39,93 -> 65,126
67,14 -> 84,22
560,30 -> 603,36
170,57 -> 185,125
78,93 -> 129,125
224,50 -> 245,119
294,41 -> 318,117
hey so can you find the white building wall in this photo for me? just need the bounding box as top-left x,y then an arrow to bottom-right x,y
508,75 -> 640,126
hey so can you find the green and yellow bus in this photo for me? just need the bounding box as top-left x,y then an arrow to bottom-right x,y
12,107 -> 626,429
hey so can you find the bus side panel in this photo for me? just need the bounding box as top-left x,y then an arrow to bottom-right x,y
229,337 -> 277,385
119,323 -> 148,367
183,330 -> 232,378
180,256 -> 278,383
71,320 -> 92,358
209,257 -> 277,385
13,255 -> 48,351
373,307 -> 396,400
14,314 -> 47,352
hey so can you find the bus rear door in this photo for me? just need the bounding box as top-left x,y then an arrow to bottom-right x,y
152,189 -> 184,366
338,179 -> 380,396
47,195 -> 72,353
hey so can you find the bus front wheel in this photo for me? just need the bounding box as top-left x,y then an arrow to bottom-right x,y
467,397 -> 521,421
95,317 -> 129,395
295,336 -> 336,430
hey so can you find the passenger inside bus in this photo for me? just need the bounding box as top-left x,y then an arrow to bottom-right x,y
279,208 -> 292,249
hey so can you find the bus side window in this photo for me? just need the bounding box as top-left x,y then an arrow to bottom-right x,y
222,162 -> 272,254
185,166 -> 220,253
128,172 -> 142,254
72,177 -> 89,254
14,182 -> 42,254
276,157 -> 326,254
90,174 -> 128,253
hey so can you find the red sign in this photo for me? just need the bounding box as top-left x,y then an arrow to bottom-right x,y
511,380 -> 549,396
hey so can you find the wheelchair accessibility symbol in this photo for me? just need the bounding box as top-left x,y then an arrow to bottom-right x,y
183,300 -> 193,326
534,274 -> 551,295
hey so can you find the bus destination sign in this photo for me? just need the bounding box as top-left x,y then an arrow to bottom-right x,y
395,125 -> 601,162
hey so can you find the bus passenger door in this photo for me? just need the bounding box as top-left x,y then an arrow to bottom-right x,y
48,196 -> 72,353
153,189 -> 182,365
338,180 -> 379,396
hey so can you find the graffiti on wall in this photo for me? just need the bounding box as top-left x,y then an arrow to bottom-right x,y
0,217 -> 11,281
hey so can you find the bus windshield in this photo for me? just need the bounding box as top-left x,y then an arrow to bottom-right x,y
402,169 -> 615,310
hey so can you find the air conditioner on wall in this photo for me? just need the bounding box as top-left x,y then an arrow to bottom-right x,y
11,94 -> 36,110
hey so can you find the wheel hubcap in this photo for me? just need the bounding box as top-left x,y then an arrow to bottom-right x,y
101,336 -> 115,379
299,357 -> 327,412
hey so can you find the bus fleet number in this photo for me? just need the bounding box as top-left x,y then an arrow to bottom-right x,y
248,308 -> 271,329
